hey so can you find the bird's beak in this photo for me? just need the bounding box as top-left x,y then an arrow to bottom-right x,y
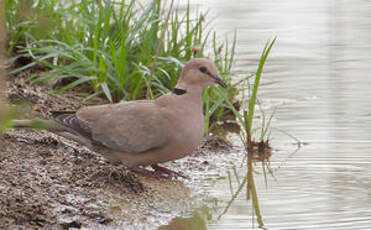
205,71 -> 227,88
213,75 -> 227,88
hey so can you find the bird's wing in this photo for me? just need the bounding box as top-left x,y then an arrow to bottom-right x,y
75,101 -> 170,153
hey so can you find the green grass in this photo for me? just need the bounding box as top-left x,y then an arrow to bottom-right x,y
5,0 -> 240,132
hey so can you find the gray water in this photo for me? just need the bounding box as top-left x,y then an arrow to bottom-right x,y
162,0 -> 371,229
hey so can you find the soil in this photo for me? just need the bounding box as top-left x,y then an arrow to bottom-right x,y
0,74 -> 231,229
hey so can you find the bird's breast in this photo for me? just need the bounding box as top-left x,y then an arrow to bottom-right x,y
169,106 -> 204,154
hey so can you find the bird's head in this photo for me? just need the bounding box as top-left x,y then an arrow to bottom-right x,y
176,58 -> 227,89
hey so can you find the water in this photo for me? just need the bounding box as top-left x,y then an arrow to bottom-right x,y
162,0 -> 371,229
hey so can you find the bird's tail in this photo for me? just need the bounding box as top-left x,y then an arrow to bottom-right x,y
11,119 -> 66,131
11,118 -> 92,146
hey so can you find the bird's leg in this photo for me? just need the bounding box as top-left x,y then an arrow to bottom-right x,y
129,166 -> 171,179
129,166 -> 159,177
151,164 -> 189,179
129,165 -> 188,179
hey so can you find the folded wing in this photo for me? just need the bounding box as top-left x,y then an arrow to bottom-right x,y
53,101 -> 170,153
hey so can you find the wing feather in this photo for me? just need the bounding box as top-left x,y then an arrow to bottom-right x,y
76,102 -> 170,153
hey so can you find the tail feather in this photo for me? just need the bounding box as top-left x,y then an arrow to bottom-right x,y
12,119 -> 54,129
11,112 -> 93,145
51,111 -> 92,139
51,111 -> 76,120
11,118 -> 92,146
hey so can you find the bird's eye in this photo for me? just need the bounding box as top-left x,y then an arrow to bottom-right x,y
199,66 -> 208,73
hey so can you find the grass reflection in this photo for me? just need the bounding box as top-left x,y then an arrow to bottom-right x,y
218,38 -> 276,228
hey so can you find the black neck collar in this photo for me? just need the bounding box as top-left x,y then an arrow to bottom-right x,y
172,88 -> 187,95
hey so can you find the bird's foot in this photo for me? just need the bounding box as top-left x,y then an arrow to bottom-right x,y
129,165 -> 189,179
151,164 -> 189,179
129,166 -> 157,178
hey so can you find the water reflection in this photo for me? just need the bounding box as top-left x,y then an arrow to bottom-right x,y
159,206 -> 210,230
160,0 -> 371,229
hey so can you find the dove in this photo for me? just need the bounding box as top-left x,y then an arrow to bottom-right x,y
12,58 -> 227,178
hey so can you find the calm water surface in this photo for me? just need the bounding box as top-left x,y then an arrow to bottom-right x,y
162,0 -> 371,229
